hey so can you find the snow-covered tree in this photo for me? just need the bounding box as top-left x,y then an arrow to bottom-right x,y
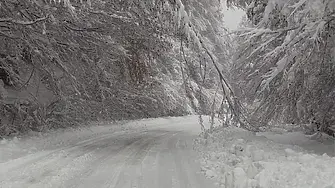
0,0 -> 236,135
229,0 -> 335,132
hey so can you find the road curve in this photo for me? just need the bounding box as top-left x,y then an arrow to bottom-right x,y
0,117 -> 219,188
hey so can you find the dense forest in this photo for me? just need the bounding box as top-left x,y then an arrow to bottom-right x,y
229,0 -> 335,134
0,0 -> 334,137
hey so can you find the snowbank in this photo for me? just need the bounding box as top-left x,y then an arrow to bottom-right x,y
194,126 -> 335,188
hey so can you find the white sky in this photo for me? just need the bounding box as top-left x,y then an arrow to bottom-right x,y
223,8 -> 245,30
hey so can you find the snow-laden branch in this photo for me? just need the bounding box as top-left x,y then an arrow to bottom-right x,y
89,10 -> 132,21
169,0 -> 256,130
0,14 -> 49,25
64,24 -> 102,33
238,25 -> 304,37
239,12 -> 334,39
0,31 -> 19,39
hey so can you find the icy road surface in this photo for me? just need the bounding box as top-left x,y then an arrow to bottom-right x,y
0,116 -> 219,188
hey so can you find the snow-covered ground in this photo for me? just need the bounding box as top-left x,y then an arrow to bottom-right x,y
1,115 -> 335,188
0,120 -> 136,163
0,116 -> 218,188
194,125 -> 335,188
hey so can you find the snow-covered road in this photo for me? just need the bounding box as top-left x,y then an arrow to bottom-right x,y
0,116 -> 218,188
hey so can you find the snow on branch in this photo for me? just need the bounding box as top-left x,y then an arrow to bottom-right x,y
89,10 -> 133,21
288,0 -> 308,18
260,56 -> 290,91
0,31 -> 19,39
0,15 -> 50,25
169,0 -> 255,130
238,25 -> 303,37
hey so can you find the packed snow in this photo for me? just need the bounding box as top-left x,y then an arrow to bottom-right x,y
194,125 -> 335,188
1,116 -> 335,188
0,120 -> 136,163
0,116 -> 218,188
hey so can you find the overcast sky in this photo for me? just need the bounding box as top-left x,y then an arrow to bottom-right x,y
223,8 -> 245,30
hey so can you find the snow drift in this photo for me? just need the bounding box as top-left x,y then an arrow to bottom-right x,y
194,126 -> 335,188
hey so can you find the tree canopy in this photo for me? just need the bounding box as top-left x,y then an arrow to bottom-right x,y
1,0 -> 333,136
0,0 -> 235,136
229,0 -> 335,131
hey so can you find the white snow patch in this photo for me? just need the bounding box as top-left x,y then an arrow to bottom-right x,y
0,115 -> 217,164
0,120 -> 140,163
195,126 -> 335,188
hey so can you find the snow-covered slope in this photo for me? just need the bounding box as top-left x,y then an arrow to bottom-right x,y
194,126 -> 335,188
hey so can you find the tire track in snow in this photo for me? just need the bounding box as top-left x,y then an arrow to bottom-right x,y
104,131 -> 171,188
177,135 -> 216,188
168,133 -> 192,188
0,116 -> 221,188
169,132 -> 219,188
156,132 -> 180,188
0,130 -> 129,173
0,130 -> 148,188
34,134 -> 144,188
67,131 -> 153,188
124,131 -> 181,188
2,134 -> 125,188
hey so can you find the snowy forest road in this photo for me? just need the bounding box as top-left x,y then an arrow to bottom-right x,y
0,117 -> 218,188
